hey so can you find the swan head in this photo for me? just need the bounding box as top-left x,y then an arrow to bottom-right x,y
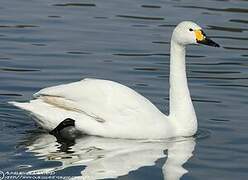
172,21 -> 220,47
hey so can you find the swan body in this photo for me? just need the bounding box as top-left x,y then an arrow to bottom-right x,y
10,21 -> 219,139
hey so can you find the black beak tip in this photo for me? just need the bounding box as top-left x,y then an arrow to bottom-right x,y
212,40 -> 220,47
197,38 -> 220,48
214,42 -> 220,48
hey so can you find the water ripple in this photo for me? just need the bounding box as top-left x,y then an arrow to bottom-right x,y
31,43 -> 47,47
0,68 -> 40,72
141,5 -> 161,9
209,84 -> 248,88
67,51 -> 92,55
48,15 -> 61,18
207,25 -> 247,33
194,129 -> 211,140
229,19 -> 248,24
175,5 -> 248,14
223,46 -> 248,51
192,98 -> 221,104
152,41 -> 169,44
134,67 -> 159,71
191,70 -> 240,74
0,93 -> 22,97
0,25 -> 38,28
53,3 -> 96,7
212,35 -> 248,41
113,53 -> 205,58
116,15 -> 164,21
210,118 -> 230,122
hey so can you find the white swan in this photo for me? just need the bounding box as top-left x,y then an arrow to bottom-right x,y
10,21 -> 219,139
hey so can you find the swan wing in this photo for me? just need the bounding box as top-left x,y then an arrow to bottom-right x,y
34,78 -> 165,124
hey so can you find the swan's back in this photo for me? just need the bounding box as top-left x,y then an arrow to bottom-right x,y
35,78 -> 164,121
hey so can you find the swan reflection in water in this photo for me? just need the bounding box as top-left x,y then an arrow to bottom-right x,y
24,133 -> 195,180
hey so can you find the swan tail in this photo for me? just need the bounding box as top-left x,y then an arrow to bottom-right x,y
8,101 -> 33,112
9,99 -> 103,136
8,100 -> 62,131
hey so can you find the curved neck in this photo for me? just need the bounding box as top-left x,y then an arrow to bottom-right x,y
169,40 -> 197,136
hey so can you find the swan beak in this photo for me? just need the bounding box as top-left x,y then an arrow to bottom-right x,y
195,30 -> 220,47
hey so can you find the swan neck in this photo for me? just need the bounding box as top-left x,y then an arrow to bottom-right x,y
169,40 -> 197,136
169,41 -> 187,95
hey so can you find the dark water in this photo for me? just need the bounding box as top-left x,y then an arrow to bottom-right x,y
0,0 -> 247,179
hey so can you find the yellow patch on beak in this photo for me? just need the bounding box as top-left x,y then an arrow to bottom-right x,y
194,30 -> 205,41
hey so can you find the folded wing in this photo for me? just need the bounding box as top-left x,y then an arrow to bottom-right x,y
34,78 -> 166,124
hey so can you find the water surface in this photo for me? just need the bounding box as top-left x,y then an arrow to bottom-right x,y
0,0 -> 247,179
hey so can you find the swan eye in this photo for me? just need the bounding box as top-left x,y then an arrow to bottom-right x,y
189,28 -> 193,32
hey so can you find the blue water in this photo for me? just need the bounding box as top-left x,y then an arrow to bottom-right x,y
0,0 -> 247,179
